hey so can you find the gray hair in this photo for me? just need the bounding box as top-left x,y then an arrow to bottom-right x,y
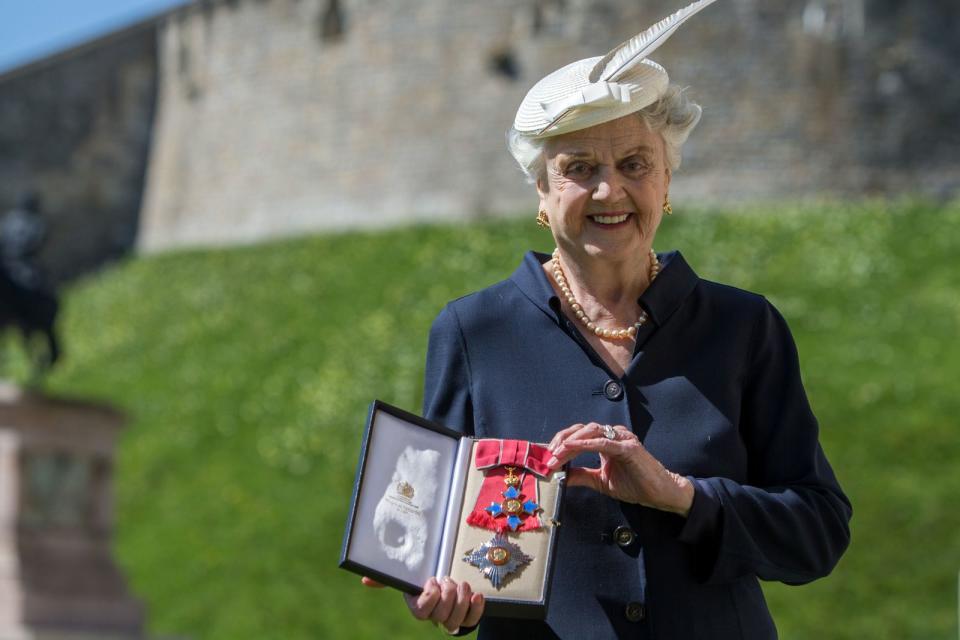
506,85 -> 702,184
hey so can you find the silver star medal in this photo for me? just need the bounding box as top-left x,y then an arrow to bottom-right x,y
463,533 -> 532,589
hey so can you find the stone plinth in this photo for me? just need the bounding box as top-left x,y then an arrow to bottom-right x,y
0,383 -> 145,640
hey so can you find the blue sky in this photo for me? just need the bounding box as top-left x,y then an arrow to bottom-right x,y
0,0 -> 189,74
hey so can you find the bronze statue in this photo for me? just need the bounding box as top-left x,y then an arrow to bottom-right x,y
0,192 -> 60,382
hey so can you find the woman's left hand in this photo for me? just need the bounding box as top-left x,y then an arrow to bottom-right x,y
546,422 -> 695,516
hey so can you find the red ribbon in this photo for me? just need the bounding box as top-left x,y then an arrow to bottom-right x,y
466,439 -> 553,533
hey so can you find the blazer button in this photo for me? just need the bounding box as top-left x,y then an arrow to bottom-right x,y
603,379 -> 623,401
625,601 -> 646,622
613,526 -> 636,547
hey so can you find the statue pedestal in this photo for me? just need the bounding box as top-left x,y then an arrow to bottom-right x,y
0,383 -> 145,639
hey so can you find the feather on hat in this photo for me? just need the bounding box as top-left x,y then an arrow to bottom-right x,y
513,0 -> 718,138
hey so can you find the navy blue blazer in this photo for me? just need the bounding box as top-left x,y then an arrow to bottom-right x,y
422,250 -> 852,639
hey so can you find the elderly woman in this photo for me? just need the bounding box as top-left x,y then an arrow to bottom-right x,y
364,1 -> 851,637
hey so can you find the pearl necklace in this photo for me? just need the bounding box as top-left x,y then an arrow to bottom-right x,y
551,248 -> 660,340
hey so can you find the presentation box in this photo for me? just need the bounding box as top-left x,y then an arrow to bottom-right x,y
339,401 -> 566,619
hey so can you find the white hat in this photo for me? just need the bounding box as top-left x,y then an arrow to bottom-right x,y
513,0 -> 718,138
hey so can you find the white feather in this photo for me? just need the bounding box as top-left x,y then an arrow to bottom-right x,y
589,0 -> 719,83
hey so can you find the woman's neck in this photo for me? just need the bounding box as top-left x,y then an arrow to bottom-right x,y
549,247 -> 655,322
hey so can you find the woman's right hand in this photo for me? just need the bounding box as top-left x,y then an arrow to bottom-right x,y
361,576 -> 484,634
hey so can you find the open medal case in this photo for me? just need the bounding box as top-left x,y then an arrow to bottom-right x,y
339,401 -> 566,619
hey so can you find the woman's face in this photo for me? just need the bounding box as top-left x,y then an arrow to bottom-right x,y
537,114 -> 671,263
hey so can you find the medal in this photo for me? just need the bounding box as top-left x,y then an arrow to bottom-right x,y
483,467 -> 540,532
463,439 -> 553,588
466,440 -> 551,533
463,533 -> 532,589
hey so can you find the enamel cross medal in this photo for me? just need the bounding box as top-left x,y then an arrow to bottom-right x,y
483,467 -> 540,532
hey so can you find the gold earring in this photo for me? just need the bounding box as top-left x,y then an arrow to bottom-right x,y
663,195 -> 673,215
536,209 -> 550,228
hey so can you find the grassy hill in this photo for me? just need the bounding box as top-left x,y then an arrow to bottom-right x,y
8,200 -> 958,639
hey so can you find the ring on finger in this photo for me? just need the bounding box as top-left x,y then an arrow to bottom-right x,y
600,424 -> 617,440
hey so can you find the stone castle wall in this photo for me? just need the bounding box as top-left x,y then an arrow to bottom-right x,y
137,0 -> 960,251
0,0 -> 957,267
0,21 -> 158,281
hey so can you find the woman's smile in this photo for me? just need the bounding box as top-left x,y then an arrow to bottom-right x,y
587,212 -> 633,227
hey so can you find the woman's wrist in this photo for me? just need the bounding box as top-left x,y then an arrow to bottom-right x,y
662,472 -> 695,517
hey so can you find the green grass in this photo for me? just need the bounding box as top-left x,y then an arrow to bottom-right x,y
6,200 -> 958,639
